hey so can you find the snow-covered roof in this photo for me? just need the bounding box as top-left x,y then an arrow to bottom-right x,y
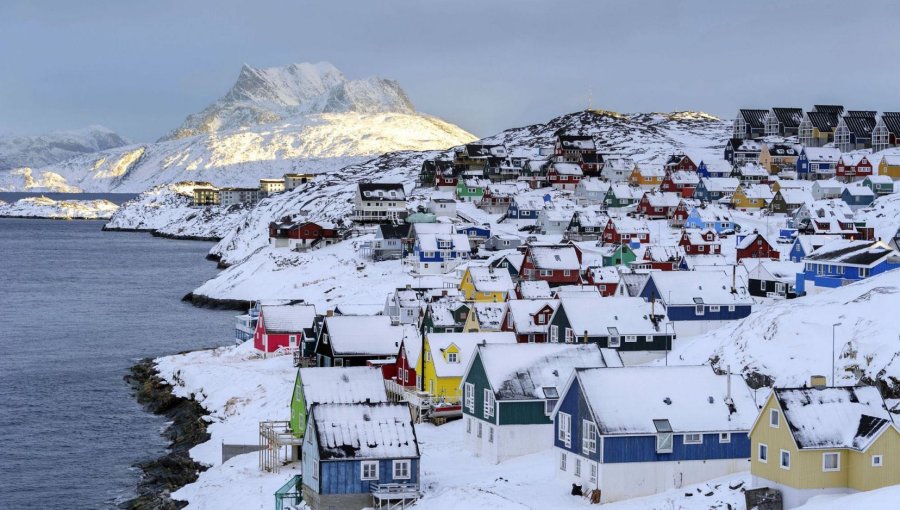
572,209 -> 608,228
417,233 -> 472,252
773,386 -> 893,451
557,295 -> 664,337
865,174 -> 893,185
603,157 -> 635,172
680,254 -> 730,270
427,300 -> 467,327
745,260 -> 803,284
576,177 -> 611,193
467,266 -> 515,294
529,245 -> 581,270
642,191 -> 681,208
700,177 -> 740,193
358,182 -> 406,201
690,205 -> 735,223
573,366 -> 758,435
795,234 -> 838,255
806,239 -> 897,266
505,299 -> 559,334
537,206 -> 575,224
426,332 -> 516,377
473,302 -> 506,331
512,195 -> 547,210
736,232 -> 774,250
642,244 -> 683,262
478,344 -> 608,400
737,163 -> 769,177
738,184 -> 774,200
608,184 -> 644,199
802,147 -> 841,162
299,366 -> 388,409
518,280 -> 552,299
843,185 -> 874,197
586,266 -> 620,283
778,188 -> 814,205
647,270 -> 752,305
812,179 -> 844,191
608,217 -> 651,234
700,159 -> 734,174
311,402 -> 419,460
552,162 -> 584,176
667,170 -> 700,185
323,315 -> 402,356
259,303 -> 316,333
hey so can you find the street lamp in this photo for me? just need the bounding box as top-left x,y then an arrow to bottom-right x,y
832,322 -> 842,385
664,321 -> 675,366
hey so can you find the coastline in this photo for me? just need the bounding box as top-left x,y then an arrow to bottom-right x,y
102,225 -> 223,242
123,359 -> 211,510
0,214 -> 110,220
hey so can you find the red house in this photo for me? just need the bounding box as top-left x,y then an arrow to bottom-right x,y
669,200 -> 693,227
602,218 -> 651,245
835,154 -> 874,181
636,191 -> 681,219
679,229 -> 721,255
584,266 -> 621,296
664,154 -> 698,173
660,170 -> 700,198
389,334 -> 419,389
435,173 -> 458,190
269,220 -> 340,251
253,302 -> 317,353
633,245 -> 682,271
547,162 -> 584,190
736,231 -> 780,261
501,299 -> 559,343
555,133 -> 597,162
520,244 -> 583,286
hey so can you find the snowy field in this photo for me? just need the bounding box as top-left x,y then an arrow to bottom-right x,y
0,195 -> 119,219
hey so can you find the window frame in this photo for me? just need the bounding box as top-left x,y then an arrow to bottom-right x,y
822,452 -> 840,472
392,459 -> 411,480
719,432 -> 731,443
558,412 -> 572,447
361,460 -> 379,481
684,433 -> 703,445
483,389 -> 495,418
758,443 -> 768,463
560,452 -> 567,471
770,409 -> 780,428
488,425 -> 494,443
448,352 -> 458,363
872,454 -> 884,467
464,383 -> 475,413
780,449 -> 791,470
582,420 -> 597,454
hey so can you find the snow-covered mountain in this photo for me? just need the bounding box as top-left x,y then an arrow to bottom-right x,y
163,62 -> 415,140
0,63 -> 475,193
0,125 -> 128,172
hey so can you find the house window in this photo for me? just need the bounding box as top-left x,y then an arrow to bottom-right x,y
728,305 -> 735,312
536,314 -> 545,325
780,450 -> 791,470
574,458 -> 581,477
550,325 -> 559,343
822,452 -> 840,472
466,417 -> 471,434
590,463 -> 598,483
477,422 -> 483,438
563,269 -> 571,277
625,335 -> 637,343
558,412 -> 572,447
488,426 -> 494,443
656,433 -> 673,453
872,455 -> 884,467
696,305 -> 705,315
709,305 -> 720,313
483,389 -> 495,418
759,280 -> 766,291
684,433 -> 703,445
770,409 -> 780,428
312,459 -> 319,480
719,433 -> 731,443
361,461 -> 379,480
860,267 -> 870,278
560,452 -> 567,471
448,352 -> 458,363
609,335 -> 620,348
545,399 -> 558,416
698,245 -> 705,252
464,383 -> 474,413
582,420 -> 597,454
759,443 -> 768,463
393,459 -> 411,480
539,269 -> 552,277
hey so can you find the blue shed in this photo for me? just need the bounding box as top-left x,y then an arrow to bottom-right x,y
550,366 -> 756,503
301,402 -> 421,510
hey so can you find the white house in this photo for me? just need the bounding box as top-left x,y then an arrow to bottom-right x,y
351,182 -> 408,223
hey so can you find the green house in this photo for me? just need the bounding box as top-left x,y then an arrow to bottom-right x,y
863,175 -> 894,196
456,178 -> 487,203
421,301 -> 469,336
601,243 -> 636,266
289,366 -> 388,443
459,343 -> 609,464
603,184 -> 643,208
547,295 -> 673,353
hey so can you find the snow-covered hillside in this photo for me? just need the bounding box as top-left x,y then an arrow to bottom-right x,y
670,268 -> 900,396
104,182 -> 249,240
0,63 -> 475,193
0,125 -> 128,173
0,196 -> 119,219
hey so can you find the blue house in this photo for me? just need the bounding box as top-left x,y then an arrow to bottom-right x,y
639,271 -> 753,333
551,366 -> 757,503
506,196 -> 545,220
788,234 -> 837,262
796,239 -> 900,295
455,224 -> 491,245
696,159 -> 733,178
795,147 -> 840,179
683,205 -> 737,234
301,402 -> 420,510
412,232 -> 472,274
693,178 -> 740,203
840,185 -> 875,211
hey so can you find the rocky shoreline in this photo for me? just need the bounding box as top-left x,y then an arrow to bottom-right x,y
102,225 -> 222,242
181,291 -> 250,311
122,359 -> 211,510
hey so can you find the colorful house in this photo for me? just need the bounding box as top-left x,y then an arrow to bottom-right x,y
733,163 -> 771,185
463,302 -> 506,333
598,243 -> 636,266
603,184 -> 644,208
684,205 -> 737,234
724,137 -> 762,165
565,210 -> 609,241
693,177 -> 740,202
301,403 -> 421,510
552,366 -> 757,503
863,174 -> 893,195
314,315 -> 403,367
583,266 -> 621,296
750,385 -> 900,509
421,301 -> 470,334
696,159 -> 733,179
768,189 -> 813,215
506,195 -> 546,220
628,166 -> 665,188
796,239 -> 900,295
639,271 -> 753,331
547,162 -> 584,190
835,154 -> 874,182
663,153 -> 697,173
660,170 -> 700,198
745,259 -> 803,299
633,245 -> 683,271
461,343 -> 609,464
520,244 -> 583,286
876,154 -> 900,180
759,143 -> 800,175
679,229 -> 721,255
268,221 -> 340,251
636,191 -> 681,219
351,182 -> 407,223
731,184 -> 774,210
456,177 -> 488,203
602,218 -> 651,244
796,147 -> 840,180
417,331 -> 516,402
289,366 -> 388,443
253,302 -> 317,354
736,231 -> 780,262
489,253 -> 523,279
798,109 -> 842,147
788,234 -> 838,262
459,266 -> 515,302
412,232 -> 472,274
501,299 -> 559,343
841,185 -> 875,210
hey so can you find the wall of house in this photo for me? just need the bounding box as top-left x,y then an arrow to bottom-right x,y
302,420 -> 321,494
498,400 -> 549,426
553,377 -> 602,463
464,415 -> 553,463
290,374 -> 306,438
460,354 -> 498,425
595,457 -> 750,503
602,433 -> 749,463
319,458 -> 419,495
847,427 -> 900,492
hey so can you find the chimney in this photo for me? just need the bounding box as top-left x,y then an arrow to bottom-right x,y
326,309 -> 334,317
810,375 -> 827,389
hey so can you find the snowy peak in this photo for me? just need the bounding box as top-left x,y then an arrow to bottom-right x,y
0,125 -> 128,171
164,62 -> 416,140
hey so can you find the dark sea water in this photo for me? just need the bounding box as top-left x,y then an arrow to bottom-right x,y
0,218 -> 236,508
0,192 -> 139,205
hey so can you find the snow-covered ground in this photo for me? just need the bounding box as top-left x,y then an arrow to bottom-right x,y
0,195 -> 119,219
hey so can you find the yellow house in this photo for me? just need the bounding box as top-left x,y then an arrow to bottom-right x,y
417,332 -> 516,402
628,166 -> 665,188
463,302 -> 507,332
750,385 -> 900,509
459,266 -> 514,302
758,143 -> 800,175
877,154 -> 900,180
731,184 -> 774,210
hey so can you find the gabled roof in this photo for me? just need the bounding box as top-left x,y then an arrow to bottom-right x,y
576,177 -> 612,194
323,315 -> 403,356
642,191 -> 682,208
805,239 -> 897,266
643,244 -> 683,262
464,144 -> 508,158
259,303 -> 317,333
745,259 -> 803,284
517,280 -> 553,299
689,204 -> 735,223
299,366 -> 388,409
467,266 -> 515,294
512,195 -> 547,210
358,182 -> 406,201
813,105 -> 844,116
572,366 -> 758,435
700,177 -> 740,193
571,209 -> 609,229
666,170 -> 700,185
505,299 -> 559,334
608,217 -> 651,234
585,266 -> 620,284
528,245 -> 580,269
772,107 -> 804,128
739,109 -> 768,128
378,223 -> 412,240
311,402 -> 419,460
842,115 -> 877,138
551,162 -> 584,176
426,332 -> 516,377
778,189 -> 814,206
842,185 -> 874,197
736,231 -> 775,250
801,147 -> 841,163
417,233 -> 472,252
764,143 -> 798,157
727,138 -> 762,152
427,300 -> 468,327
806,111 -> 840,132
558,295 -> 664,337
556,134 -> 596,151
472,302 -> 506,330
646,270 -> 752,305
773,386 -> 893,451
477,343 -> 608,400
879,113 -> 900,136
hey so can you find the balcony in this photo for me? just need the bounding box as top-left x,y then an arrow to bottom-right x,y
370,482 -> 420,509
274,475 -> 303,510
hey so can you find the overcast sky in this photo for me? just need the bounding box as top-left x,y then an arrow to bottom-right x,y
2,1 -> 900,142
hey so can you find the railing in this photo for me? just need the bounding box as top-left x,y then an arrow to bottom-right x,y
275,475 -> 303,510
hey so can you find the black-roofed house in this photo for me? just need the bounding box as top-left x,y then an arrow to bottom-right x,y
734,109 -> 768,139
724,138 -> 762,165
834,113 -> 877,152
351,183 -> 408,223
764,107 -> 805,137
554,132 -> 597,164
871,112 -> 900,152
368,223 -> 412,261
301,402 -> 421,510
798,110 -> 841,147
750,384 -> 900,509
796,239 -> 900,295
